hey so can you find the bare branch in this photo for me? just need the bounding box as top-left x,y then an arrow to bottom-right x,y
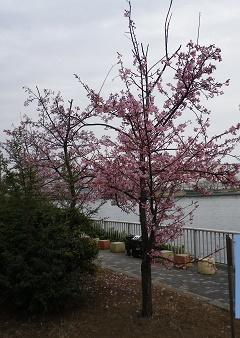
164,0 -> 173,60
197,12 -> 201,45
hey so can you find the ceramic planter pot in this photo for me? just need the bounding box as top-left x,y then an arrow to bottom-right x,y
110,241 -> 125,253
154,250 -> 174,265
197,257 -> 216,275
174,253 -> 192,268
98,239 -> 110,250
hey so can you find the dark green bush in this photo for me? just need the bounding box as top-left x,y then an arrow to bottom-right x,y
80,221 -> 127,242
67,211 -> 128,242
99,228 -> 127,242
71,213 -> 105,238
0,192 -> 98,313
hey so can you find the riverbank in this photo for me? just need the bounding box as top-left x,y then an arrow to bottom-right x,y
183,190 -> 240,197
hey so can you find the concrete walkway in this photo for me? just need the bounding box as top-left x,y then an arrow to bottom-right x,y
98,250 -> 230,309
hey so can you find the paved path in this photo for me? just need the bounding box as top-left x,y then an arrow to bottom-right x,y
98,250 -> 230,309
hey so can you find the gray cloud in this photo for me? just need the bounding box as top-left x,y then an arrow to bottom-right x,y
0,0 -> 240,139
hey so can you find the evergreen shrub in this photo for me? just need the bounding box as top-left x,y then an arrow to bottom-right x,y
0,195 -> 98,313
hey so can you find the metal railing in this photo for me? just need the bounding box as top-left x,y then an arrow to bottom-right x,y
92,218 -> 240,265
93,219 -> 141,237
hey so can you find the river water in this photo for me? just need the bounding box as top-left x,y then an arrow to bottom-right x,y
95,195 -> 240,232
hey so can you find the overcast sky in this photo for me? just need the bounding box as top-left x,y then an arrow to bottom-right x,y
1,0 -> 240,140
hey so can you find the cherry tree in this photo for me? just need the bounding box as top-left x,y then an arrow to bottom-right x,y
25,87 -> 101,213
2,122 -> 46,198
77,1 -> 240,317
3,88 -> 99,215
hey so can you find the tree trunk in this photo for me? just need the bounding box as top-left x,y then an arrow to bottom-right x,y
141,246 -> 152,317
63,142 -> 77,211
139,197 -> 153,317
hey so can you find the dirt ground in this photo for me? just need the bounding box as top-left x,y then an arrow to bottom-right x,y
0,268 -> 239,338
